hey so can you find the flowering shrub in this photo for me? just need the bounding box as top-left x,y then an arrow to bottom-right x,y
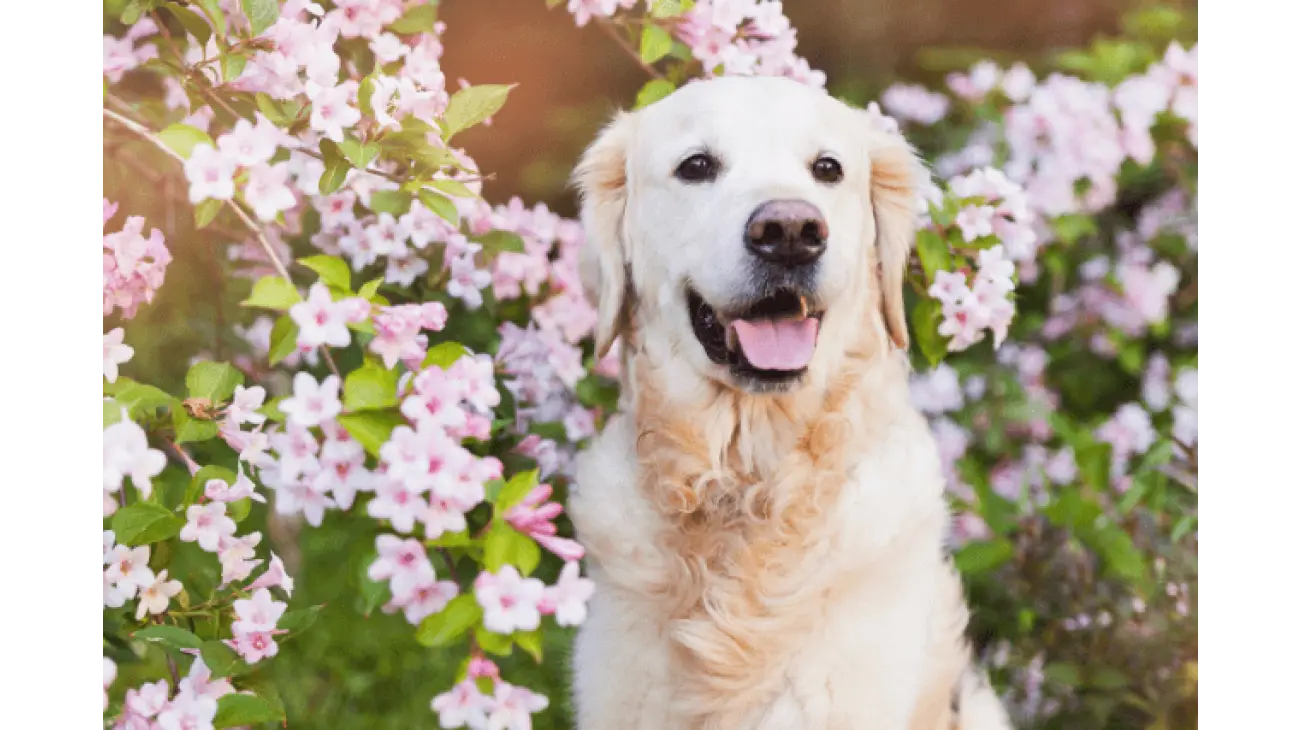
103,1 -> 1195,728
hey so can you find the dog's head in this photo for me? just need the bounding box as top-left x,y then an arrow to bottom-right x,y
576,76 -> 924,395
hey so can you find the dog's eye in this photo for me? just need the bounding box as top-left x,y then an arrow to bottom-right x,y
811,156 -> 844,184
675,153 -> 720,183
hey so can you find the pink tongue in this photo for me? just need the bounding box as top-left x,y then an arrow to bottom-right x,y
731,318 -> 819,371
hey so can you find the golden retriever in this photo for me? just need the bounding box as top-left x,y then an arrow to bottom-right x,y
567,75 -> 1012,730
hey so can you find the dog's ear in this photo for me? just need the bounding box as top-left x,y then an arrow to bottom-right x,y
864,126 -> 926,351
574,112 -> 637,359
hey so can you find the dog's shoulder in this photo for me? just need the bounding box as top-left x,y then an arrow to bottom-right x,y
569,412 -> 669,582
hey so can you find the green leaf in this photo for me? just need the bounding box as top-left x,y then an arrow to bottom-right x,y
111,378 -> 176,419
952,538 -> 1014,575
112,503 -> 184,546
418,189 -> 460,225
227,497 -> 252,523
358,278 -> 384,301
337,411 -> 406,458
416,594 -> 482,648
344,361 -> 400,411
160,4 -> 212,45
186,361 -> 243,403
915,229 -> 952,283
242,276 -> 303,310
133,624 -> 203,651
475,230 -> 525,254
442,84 -> 514,140
279,605 -> 325,635
368,190 -> 411,216
195,0 -> 227,37
240,0 -> 279,36
255,93 -> 289,125
910,297 -> 948,368
298,255 -> 352,292
200,640 -> 251,679
174,409 -> 220,444
483,520 -> 542,575
650,0 -> 694,18
639,24 -> 673,64
214,692 -> 281,728
1045,662 -> 1082,688
429,179 -> 476,198
318,139 -> 352,194
104,399 -> 124,427
158,124 -> 214,159
475,625 -> 513,656
221,52 -> 247,83
194,198 -> 223,228
1091,524 -> 1146,584
635,79 -> 676,109
1089,667 -> 1130,691
495,469 -> 539,512
338,138 -> 380,170
268,316 -> 300,365
1044,490 -> 1103,533
514,628 -> 543,663
422,341 -> 471,370
1171,514 -> 1197,542
389,2 -> 439,34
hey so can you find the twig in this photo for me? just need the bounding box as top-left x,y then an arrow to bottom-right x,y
595,18 -> 667,80
163,437 -> 202,477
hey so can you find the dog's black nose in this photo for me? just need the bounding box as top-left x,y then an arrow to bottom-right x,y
744,200 -> 828,268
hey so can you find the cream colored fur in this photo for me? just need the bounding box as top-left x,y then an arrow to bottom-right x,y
568,76 -> 1012,730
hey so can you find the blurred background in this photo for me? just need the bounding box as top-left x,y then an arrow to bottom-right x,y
104,1 -> 1195,728
441,0 -> 1136,216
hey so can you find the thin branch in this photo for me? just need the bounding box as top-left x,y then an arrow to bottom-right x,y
595,18 -> 667,80
104,106 -> 296,283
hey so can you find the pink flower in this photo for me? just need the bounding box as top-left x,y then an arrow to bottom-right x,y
505,484 -> 585,562
103,328 -> 134,383
368,476 -> 429,534
955,204 -> 997,242
105,544 -> 154,600
484,682 -> 550,730
247,552 -> 295,597
216,113 -> 282,166
431,679 -> 490,729
291,282 -> 353,349
307,82 -> 361,142
389,575 -> 459,625
178,656 -> 234,701
183,143 -> 237,203
104,213 -> 171,319
474,566 -> 545,634
368,534 -> 434,593
96,654 -> 117,711
244,162 -> 298,222
135,569 -> 183,619
156,692 -> 218,730
229,629 -> 281,664
180,502 -> 237,552
540,561 -> 595,627
218,532 -> 264,586
401,367 -> 469,434
104,417 -> 167,498
125,679 -> 170,718
226,385 -> 268,426
233,587 -> 288,634
881,83 -> 950,125
280,372 -> 343,427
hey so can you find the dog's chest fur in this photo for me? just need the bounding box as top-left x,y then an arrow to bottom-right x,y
569,356 -> 955,730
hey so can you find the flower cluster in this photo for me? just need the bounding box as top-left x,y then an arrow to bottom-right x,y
104,200 -> 172,319
431,657 -> 550,730
929,245 -> 1017,352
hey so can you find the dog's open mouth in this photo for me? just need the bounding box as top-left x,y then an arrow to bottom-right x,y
688,286 -> 824,385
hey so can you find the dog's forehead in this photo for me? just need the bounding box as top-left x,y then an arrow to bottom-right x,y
636,77 -> 853,157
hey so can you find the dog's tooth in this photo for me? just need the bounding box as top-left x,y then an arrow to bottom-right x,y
725,324 -> 739,351
798,296 -> 809,319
